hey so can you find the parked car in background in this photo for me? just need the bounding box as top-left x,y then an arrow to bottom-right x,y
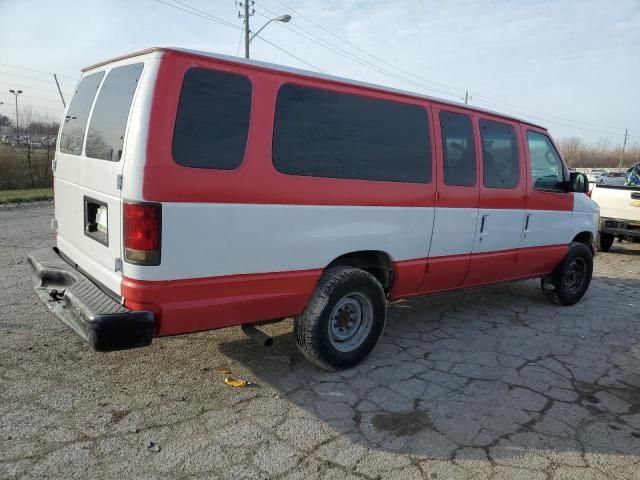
591,182 -> 640,251
587,169 -> 607,183
598,171 -> 627,186
28,47 -> 598,370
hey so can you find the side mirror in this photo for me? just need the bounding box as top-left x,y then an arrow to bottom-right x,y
569,172 -> 589,193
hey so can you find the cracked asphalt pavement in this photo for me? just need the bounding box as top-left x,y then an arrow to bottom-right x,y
1,203 -> 640,479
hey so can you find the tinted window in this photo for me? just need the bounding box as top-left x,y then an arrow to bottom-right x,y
59,72 -> 104,155
172,68 -> 252,169
480,119 -> 519,189
273,84 -> 431,183
86,63 -> 144,161
527,131 -> 566,192
440,111 -> 476,186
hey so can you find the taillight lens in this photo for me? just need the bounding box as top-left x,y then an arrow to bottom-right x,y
123,201 -> 161,266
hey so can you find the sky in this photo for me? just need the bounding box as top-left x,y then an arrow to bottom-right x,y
0,0 -> 639,147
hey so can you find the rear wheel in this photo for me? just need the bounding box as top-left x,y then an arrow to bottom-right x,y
294,267 -> 386,370
596,232 -> 614,252
541,242 -> 593,306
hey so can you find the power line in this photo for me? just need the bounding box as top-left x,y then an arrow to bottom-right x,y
266,0 -> 635,138
471,92 -> 630,133
170,0 -> 240,28
236,18 -> 246,56
153,0 -> 321,71
254,35 -> 323,71
253,8 -> 460,98
0,91 -> 63,104
0,62 -> 77,81
472,96 -> 634,137
267,0 -> 464,94
0,80 -> 70,96
0,71 -> 73,90
155,0 -> 242,30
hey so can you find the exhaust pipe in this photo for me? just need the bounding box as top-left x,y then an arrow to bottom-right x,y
241,324 -> 273,347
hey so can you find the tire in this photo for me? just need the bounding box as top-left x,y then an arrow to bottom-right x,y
541,242 -> 593,306
596,233 -> 614,252
294,267 -> 387,370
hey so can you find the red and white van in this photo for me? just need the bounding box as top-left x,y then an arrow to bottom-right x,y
29,47 -> 598,370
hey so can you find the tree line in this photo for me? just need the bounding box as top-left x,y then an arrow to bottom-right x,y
556,137 -> 639,169
1,108 -> 60,137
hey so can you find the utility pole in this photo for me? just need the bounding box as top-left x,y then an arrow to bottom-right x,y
464,90 -> 472,105
619,129 -> 629,169
53,74 -> 66,108
238,1 -> 255,58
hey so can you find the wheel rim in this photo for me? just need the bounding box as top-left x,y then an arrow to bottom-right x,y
328,292 -> 374,353
564,257 -> 587,295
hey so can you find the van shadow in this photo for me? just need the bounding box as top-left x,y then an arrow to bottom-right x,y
219,276 -> 640,462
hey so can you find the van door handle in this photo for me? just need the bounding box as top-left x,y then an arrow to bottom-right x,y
632,192 -> 640,200
480,214 -> 489,234
524,214 -> 532,232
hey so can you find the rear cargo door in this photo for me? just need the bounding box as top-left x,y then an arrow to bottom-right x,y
54,62 -> 145,295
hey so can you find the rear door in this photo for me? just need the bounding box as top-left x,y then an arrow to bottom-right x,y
54,61 -> 145,295
463,116 -> 526,286
419,107 -> 479,292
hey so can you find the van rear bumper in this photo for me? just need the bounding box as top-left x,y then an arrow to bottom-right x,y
27,248 -> 154,351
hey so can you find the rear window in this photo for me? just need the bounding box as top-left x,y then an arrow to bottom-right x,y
59,72 -> 104,155
273,84 -> 431,183
479,119 -> 519,189
172,67 -> 252,170
86,63 -> 144,161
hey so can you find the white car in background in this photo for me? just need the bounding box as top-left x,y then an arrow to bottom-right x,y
598,171 -> 627,186
587,169 -> 607,183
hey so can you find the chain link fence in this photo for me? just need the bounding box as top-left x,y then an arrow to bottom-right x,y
0,144 -> 53,190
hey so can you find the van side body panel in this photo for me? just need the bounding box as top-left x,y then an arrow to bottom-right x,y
110,49 -> 596,338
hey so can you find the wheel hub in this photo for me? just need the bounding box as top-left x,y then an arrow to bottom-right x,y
564,258 -> 586,294
328,293 -> 374,352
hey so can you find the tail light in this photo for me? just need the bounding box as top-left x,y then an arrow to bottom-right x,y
123,201 -> 161,266
585,190 -> 592,198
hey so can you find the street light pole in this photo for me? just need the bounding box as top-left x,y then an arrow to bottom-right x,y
9,89 -> 22,137
248,15 -> 292,44
239,0 -> 291,59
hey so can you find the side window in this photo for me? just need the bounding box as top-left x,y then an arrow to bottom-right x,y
273,84 -> 431,183
440,111 -> 476,186
479,119 -> 519,189
527,131 -> 566,192
172,67 -> 252,170
86,63 -> 144,161
59,72 -> 104,155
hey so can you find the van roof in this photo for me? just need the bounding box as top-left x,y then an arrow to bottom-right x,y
83,46 -> 546,130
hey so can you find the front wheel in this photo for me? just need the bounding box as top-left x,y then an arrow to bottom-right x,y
542,242 -> 593,306
596,232 -> 614,252
294,267 -> 387,370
